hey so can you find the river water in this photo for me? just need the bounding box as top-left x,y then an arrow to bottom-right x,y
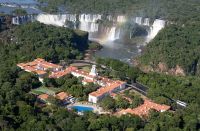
0,0 -> 41,14
94,39 -> 144,63
0,0 -> 37,4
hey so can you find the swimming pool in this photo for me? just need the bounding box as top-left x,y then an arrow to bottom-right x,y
71,106 -> 94,112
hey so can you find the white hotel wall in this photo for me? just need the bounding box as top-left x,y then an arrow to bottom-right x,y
88,95 -> 98,103
71,71 -> 94,80
88,82 -> 126,103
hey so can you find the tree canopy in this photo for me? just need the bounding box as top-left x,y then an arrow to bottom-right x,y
139,23 -> 200,76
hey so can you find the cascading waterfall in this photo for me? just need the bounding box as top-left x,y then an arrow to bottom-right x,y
35,13 -> 124,41
148,19 -> 165,40
108,27 -> 120,41
23,14 -> 165,42
78,14 -> 100,33
66,14 -> 77,22
132,17 -> 165,42
12,15 -> 35,25
135,17 -> 150,26
36,14 -> 67,26
108,27 -> 116,41
143,18 -> 150,26
117,16 -> 126,23
135,17 -> 143,25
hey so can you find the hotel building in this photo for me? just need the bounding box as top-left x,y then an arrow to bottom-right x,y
17,59 -> 127,103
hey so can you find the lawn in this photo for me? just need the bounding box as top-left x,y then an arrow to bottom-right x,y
30,86 -> 61,95
80,66 -> 91,72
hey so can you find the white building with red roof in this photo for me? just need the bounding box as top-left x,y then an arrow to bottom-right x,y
88,80 -> 126,103
17,58 -> 63,82
118,99 -> 171,117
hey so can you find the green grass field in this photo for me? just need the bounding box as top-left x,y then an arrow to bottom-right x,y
30,87 -> 61,95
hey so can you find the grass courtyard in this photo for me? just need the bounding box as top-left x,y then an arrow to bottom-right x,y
30,86 -> 61,96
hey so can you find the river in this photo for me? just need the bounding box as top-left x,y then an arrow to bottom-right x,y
94,39 -> 144,64
0,0 -> 41,14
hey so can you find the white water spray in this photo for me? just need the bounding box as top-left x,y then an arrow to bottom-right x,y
36,14 -> 67,26
148,19 -> 165,40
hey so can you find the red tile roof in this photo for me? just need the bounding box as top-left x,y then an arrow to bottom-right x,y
17,58 -> 62,76
98,76 -> 113,85
49,66 -> 77,78
38,94 -> 49,100
89,80 -> 126,97
56,92 -> 70,100
118,99 -> 170,117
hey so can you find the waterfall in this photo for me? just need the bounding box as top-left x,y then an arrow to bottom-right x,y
13,14 -> 166,42
135,17 -> 143,25
35,13 -> 103,37
91,22 -> 99,32
115,28 -> 120,39
108,27 -> 116,41
36,14 -> 67,26
78,14 -> 101,33
12,15 -> 35,25
143,18 -> 150,26
34,13 -> 130,41
12,16 -> 20,25
79,14 -> 101,22
135,17 -> 150,26
66,14 -> 77,22
148,19 -> 165,39
117,16 -> 126,23
107,15 -> 112,21
108,27 -> 120,41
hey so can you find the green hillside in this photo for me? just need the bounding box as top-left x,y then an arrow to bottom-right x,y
138,22 -> 200,75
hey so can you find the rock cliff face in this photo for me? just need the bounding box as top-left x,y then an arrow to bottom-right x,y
134,61 -> 185,76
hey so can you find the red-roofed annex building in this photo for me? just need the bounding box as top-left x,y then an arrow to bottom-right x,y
118,99 -> 170,118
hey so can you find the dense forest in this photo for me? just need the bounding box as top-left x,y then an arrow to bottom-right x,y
0,21 -> 198,130
0,0 -> 199,130
138,22 -> 200,76
3,22 -> 88,64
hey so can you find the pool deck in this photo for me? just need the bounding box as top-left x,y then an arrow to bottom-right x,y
67,102 -> 110,115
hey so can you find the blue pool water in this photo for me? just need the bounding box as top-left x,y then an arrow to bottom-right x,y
72,106 -> 94,112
